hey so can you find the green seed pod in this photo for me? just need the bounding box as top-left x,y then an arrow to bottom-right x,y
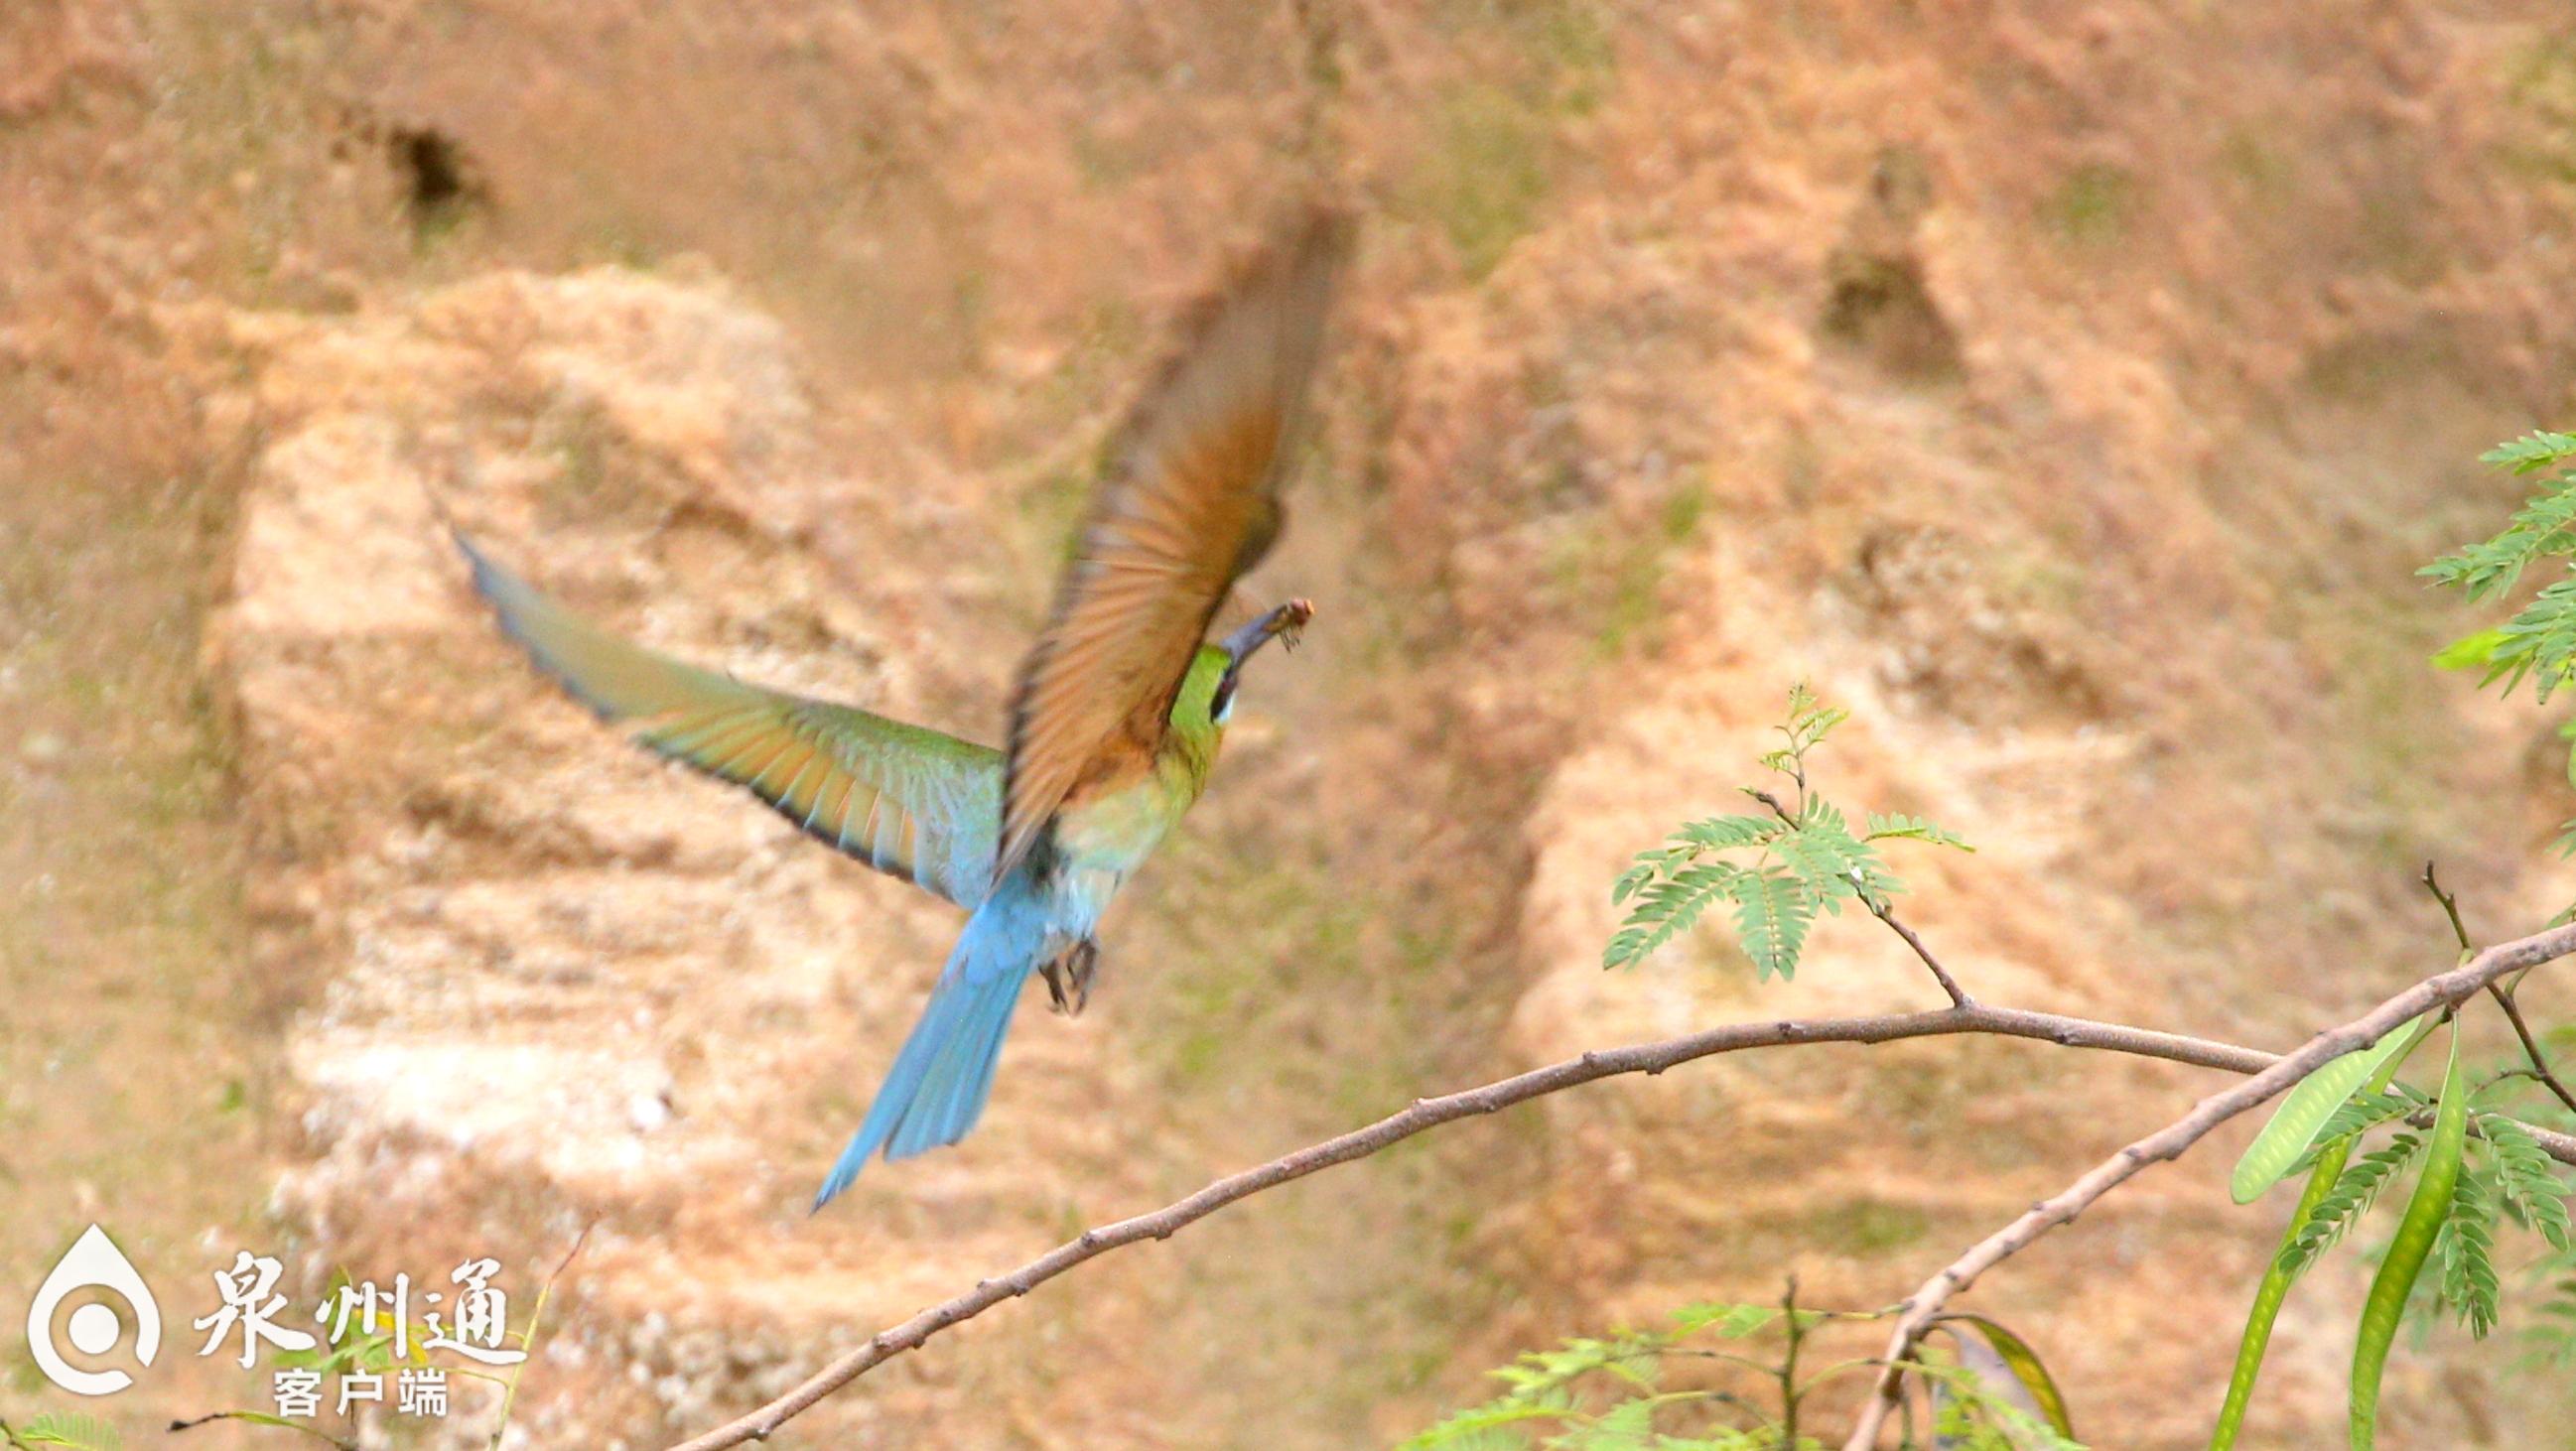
2209,1136 -> 2354,1450
2349,1029 -> 2468,1450
2210,1014 -> 2428,1451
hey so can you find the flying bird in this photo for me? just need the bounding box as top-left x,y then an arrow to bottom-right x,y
456,208 -> 1351,1210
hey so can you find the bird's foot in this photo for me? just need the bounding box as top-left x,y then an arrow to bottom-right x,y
1042,941 -> 1100,1016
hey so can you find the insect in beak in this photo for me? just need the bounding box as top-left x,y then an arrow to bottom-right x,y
1224,598 -> 1314,665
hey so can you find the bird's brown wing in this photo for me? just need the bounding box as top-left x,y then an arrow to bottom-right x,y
996,206 -> 1352,877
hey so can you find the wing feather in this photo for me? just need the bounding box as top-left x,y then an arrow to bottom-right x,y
998,206 -> 1352,875
459,535 -> 1006,908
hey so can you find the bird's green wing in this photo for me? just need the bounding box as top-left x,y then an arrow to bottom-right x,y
1000,205 -> 1351,876
459,536 -> 1004,908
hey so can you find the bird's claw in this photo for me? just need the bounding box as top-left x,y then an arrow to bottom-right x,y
1042,941 -> 1099,1016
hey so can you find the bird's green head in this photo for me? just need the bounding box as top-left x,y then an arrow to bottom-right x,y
1172,599 -> 1313,741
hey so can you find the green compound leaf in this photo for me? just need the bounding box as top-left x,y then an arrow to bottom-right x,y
1731,865 -> 1816,981
2479,430 -> 2576,474
2480,1112 -> 2574,1252
18,1414 -> 122,1451
1863,812 -> 1975,851
1674,814 -> 1789,852
2280,1132 -> 2429,1278
2293,1088 -> 2429,1171
2432,1171 -> 2501,1340
1603,861 -> 1745,971
1670,1302 -> 1781,1338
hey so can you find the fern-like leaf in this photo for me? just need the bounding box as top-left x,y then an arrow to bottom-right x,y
1559,1394 -> 1663,1448
18,1414 -> 122,1451
2479,1113 -> 2573,1252
2435,1170 -> 2503,1339
1769,826 -> 1865,912
1863,813 -> 1975,852
1731,866 -> 1817,981
1676,815 -> 1789,852
1604,862 -> 1744,971
2279,1131 -> 2428,1275
1670,1302 -> 1781,1338
1403,1395 -> 1562,1450
1405,1333 -> 1681,1450
1601,685 -> 1962,977
2485,572 -> 2576,701
2423,474 -> 2576,603
2481,430 -> 2576,474
2293,1089 -> 2431,1172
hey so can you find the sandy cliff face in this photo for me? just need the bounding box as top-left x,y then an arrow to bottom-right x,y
1467,8 -> 2576,1442
11,0 -> 2576,1446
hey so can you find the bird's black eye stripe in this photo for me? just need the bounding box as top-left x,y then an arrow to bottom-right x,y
1210,671 -> 1240,722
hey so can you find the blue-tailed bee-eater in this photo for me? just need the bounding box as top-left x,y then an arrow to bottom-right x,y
457,208 -> 1351,1209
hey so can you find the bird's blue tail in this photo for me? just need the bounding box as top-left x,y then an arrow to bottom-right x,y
813,907 -> 1036,1210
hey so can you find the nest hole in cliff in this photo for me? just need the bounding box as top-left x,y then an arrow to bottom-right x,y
389,123 -> 486,234
1821,252 -> 1963,384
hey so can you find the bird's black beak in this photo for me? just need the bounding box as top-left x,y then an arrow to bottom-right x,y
1223,598 -> 1313,667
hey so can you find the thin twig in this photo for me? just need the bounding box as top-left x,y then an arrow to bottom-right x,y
665,961 -> 2576,1451
1665,1346 -> 1805,1381
1778,1276 -> 1806,1449
2491,980 -> 2576,1116
1865,899 -> 1972,1008
1748,789 -> 1798,828
489,1222 -> 593,1449
169,1411 -> 360,1450
1839,920 -> 2576,1450
2422,861 -> 2474,956
1701,1389 -> 1782,1429
2428,862 -> 2576,1115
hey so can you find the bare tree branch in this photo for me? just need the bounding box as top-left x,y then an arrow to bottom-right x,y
1839,920 -> 2576,1451
666,948 -> 2576,1451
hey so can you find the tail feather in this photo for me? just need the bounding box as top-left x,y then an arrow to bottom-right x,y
910,989 -> 1019,1154
813,960 -> 1029,1210
886,974 -> 1021,1159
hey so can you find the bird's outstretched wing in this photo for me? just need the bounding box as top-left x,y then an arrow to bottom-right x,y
998,206 -> 1352,876
460,537 -> 1005,908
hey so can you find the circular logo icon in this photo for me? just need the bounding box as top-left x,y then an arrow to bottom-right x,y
28,1225 -> 161,1396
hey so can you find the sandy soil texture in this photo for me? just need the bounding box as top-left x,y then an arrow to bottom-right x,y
7,1 -> 2576,1446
